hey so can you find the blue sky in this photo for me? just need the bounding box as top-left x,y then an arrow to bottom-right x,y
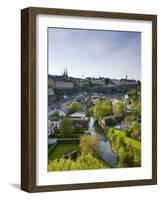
48,28 -> 141,80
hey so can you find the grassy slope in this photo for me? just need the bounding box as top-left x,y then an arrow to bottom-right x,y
112,129 -> 141,150
48,143 -> 79,162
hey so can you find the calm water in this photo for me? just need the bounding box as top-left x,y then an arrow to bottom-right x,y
88,117 -> 117,167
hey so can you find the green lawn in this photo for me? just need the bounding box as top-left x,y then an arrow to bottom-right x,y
48,143 -> 79,162
112,129 -> 141,150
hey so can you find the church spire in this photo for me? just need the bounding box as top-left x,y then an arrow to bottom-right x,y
65,68 -> 66,76
65,68 -> 68,77
62,68 -> 68,77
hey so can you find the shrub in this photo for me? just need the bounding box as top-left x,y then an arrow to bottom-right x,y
93,99 -> 113,119
60,118 -> 74,137
80,134 -> 98,155
48,154 -> 106,171
50,111 -> 59,117
68,102 -> 82,114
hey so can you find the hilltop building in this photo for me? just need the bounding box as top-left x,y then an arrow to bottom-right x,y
48,70 -> 140,90
62,68 -> 68,77
48,69 -> 79,89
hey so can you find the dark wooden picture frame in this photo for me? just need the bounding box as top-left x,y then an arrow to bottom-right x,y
21,7 -> 157,193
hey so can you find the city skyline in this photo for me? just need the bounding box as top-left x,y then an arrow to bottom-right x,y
49,69 -> 138,81
48,28 -> 141,80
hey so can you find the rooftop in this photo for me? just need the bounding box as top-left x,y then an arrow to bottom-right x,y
70,111 -> 86,118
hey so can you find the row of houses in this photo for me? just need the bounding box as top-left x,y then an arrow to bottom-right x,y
48,74 -> 140,90
87,76 -> 139,87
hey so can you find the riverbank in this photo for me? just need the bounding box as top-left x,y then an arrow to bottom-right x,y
108,128 -> 141,167
89,117 -> 117,167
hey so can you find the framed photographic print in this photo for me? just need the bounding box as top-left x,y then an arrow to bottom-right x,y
21,7 -> 157,192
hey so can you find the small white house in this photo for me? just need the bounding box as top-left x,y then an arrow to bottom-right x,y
112,99 -> 119,105
124,94 -> 129,99
70,111 -> 86,119
48,118 -> 60,130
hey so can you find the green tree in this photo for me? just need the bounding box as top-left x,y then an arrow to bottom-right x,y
133,102 -> 141,119
126,142 -> 141,167
114,101 -> 125,114
127,86 -> 141,100
123,114 -> 136,127
48,154 -> 106,171
125,142 -> 135,166
60,118 -> 74,137
131,123 -> 141,140
68,102 -> 82,114
82,82 -> 92,91
80,135 -> 97,155
51,111 -> 59,118
108,128 -> 141,168
133,149 -> 141,167
93,99 -> 113,119
125,128 -> 133,137
118,147 -> 126,167
108,128 -> 117,144
115,135 -> 125,151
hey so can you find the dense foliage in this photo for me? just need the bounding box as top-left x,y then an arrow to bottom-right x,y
50,111 -> 59,117
48,153 -> 106,171
125,122 -> 141,140
133,102 -> 141,119
49,85 -> 142,171
123,114 -> 136,127
127,86 -> 140,100
68,102 -> 82,114
93,99 -> 113,119
60,118 -> 74,137
108,128 -> 141,167
114,102 -> 125,114
79,134 -> 98,155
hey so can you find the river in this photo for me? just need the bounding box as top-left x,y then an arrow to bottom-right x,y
88,117 -> 117,167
